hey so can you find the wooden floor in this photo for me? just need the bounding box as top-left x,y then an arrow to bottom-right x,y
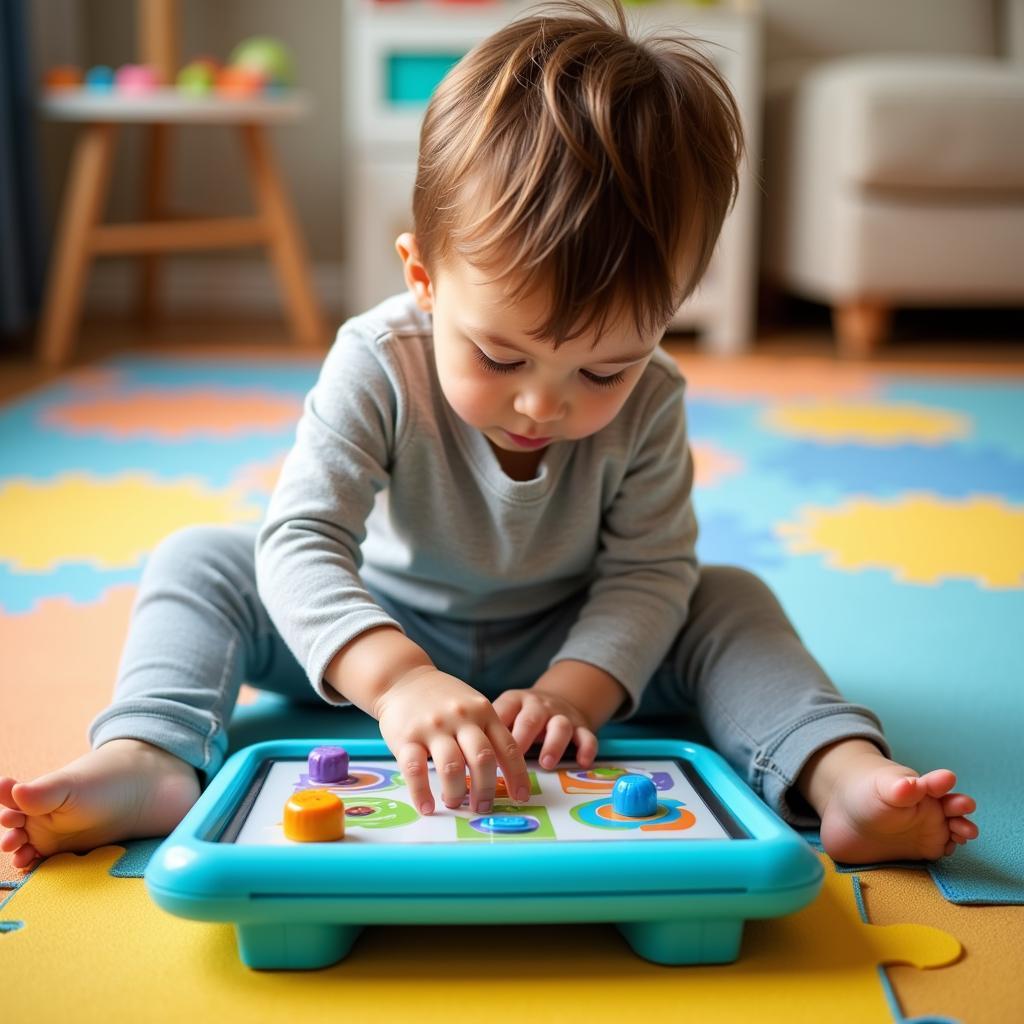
2,301 -> 1023,401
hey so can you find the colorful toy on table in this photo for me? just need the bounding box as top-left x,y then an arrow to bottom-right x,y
115,64 -> 160,95
43,65 -> 82,91
228,36 -> 296,88
215,66 -> 266,98
84,66 -> 115,92
176,58 -> 219,97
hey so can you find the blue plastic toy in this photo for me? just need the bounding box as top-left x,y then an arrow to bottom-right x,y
84,65 -> 115,92
145,738 -> 823,970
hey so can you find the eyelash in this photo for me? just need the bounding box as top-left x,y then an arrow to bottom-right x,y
472,347 -> 626,388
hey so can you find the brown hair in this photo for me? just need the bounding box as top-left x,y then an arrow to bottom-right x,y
412,0 -> 745,346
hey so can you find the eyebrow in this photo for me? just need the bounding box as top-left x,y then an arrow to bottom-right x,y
468,330 -> 653,365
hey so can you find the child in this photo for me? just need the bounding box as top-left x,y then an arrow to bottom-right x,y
1,0 -> 977,871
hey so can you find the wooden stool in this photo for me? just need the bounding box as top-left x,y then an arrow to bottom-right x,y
36,0 -> 327,366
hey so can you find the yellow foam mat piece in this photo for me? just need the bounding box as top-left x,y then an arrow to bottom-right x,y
860,868 -> 1024,1024
1,849 -> 958,1023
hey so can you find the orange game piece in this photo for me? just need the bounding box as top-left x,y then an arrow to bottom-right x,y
283,789 -> 345,842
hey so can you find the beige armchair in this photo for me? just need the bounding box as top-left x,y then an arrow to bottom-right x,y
761,0 -> 1024,357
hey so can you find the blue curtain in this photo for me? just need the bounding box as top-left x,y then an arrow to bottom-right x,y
0,0 -> 46,341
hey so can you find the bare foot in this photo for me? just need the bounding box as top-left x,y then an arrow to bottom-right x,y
800,739 -> 979,864
0,739 -> 201,872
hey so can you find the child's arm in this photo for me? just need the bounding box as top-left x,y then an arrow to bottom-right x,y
256,327 -> 529,813
324,625 -> 531,814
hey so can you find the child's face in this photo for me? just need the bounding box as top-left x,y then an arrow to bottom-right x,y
396,233 -> 662,455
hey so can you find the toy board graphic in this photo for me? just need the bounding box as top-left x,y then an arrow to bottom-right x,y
232,758 -> 732,845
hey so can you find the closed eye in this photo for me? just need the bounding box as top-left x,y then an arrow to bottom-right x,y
474,348 -> 522,374
581,369 -> 627,388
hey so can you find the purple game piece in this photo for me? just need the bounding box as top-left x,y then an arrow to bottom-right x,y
308,745 -> 349,784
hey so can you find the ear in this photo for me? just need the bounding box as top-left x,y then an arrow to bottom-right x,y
394,232 -> 434,312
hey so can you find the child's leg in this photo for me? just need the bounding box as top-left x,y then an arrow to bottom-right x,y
88,523 -> 310,783
642,565 -> 978,862
0,524 -> 308,869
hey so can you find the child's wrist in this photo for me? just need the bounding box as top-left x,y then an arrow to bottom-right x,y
533,660 -> 627,731
324,626 -> 434,719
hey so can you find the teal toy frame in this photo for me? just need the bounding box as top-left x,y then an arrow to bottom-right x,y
145,738 -> 823,970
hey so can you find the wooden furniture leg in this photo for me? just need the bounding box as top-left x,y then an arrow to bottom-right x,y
240,123 -> 327,348
138,123 -> 172,323
37,123 -> 118,367
832,300 -> 892,359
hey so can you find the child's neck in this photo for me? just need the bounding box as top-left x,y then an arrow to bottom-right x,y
489,442 -> 545,481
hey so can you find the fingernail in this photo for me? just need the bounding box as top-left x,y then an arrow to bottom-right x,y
419,802 -> 433,815
478,800 -> 492,813
517,787 -> 530,803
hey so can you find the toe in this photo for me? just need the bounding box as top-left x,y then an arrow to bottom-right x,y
0,808 -> 26,829
919,769 -> 957,798
941,792 -> 975,816
11,844 -> 40,870
1,827 -> 27,853
0,777 -> 20,810
880,773 -> 923,808
949,816 -> 978,840
10,774 -> 73,817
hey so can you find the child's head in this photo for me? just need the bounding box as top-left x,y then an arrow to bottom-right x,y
396,0 -> 744,453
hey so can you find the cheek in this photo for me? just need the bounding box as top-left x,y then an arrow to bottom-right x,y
439,367 -> 507,429
570,390 -> 629,437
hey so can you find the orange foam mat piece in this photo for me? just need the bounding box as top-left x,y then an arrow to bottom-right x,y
861,867 -> 1024,1024
2,848 -> 957,1024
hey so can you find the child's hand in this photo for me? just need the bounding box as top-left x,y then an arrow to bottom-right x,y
374,666 -> 531,816
492,688 -> 599,772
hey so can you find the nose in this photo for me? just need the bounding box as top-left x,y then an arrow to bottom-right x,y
513,384 -> 565,425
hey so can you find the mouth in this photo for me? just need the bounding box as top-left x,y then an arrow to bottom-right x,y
504,430 -> 553,450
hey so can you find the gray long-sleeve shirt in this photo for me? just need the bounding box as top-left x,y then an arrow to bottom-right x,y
255,291 -> 699,717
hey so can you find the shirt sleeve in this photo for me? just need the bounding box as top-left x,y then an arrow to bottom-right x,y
255,325 -> 410,704
548,373 -> 700,718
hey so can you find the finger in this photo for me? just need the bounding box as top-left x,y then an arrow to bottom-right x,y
430,736 -> 468,809
458,727 -> 498,813
397,741 -> 434,816
941,793 -> 976,817
1,827 -> 28,854
510,704 -> 549,756
491,692 -> 523,731
0,808 -> 26,829
538,715 -> 574,771
486,721 -> 531,804
573,727 -> 599,769
948,816 -> 978,840
943,840 -> 956,857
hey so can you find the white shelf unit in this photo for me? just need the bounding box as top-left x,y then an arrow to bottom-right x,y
342,0 -> 762,353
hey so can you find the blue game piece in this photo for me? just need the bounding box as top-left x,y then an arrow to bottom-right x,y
84,65 -> 115,91
472,814 -> 539,835
612,774 -> 658,818
308,745 -> 349,784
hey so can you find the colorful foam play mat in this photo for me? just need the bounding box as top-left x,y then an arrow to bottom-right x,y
1,352 -> 1022,1023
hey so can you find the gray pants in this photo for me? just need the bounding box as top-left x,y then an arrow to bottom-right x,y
89,525 -> 889,826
